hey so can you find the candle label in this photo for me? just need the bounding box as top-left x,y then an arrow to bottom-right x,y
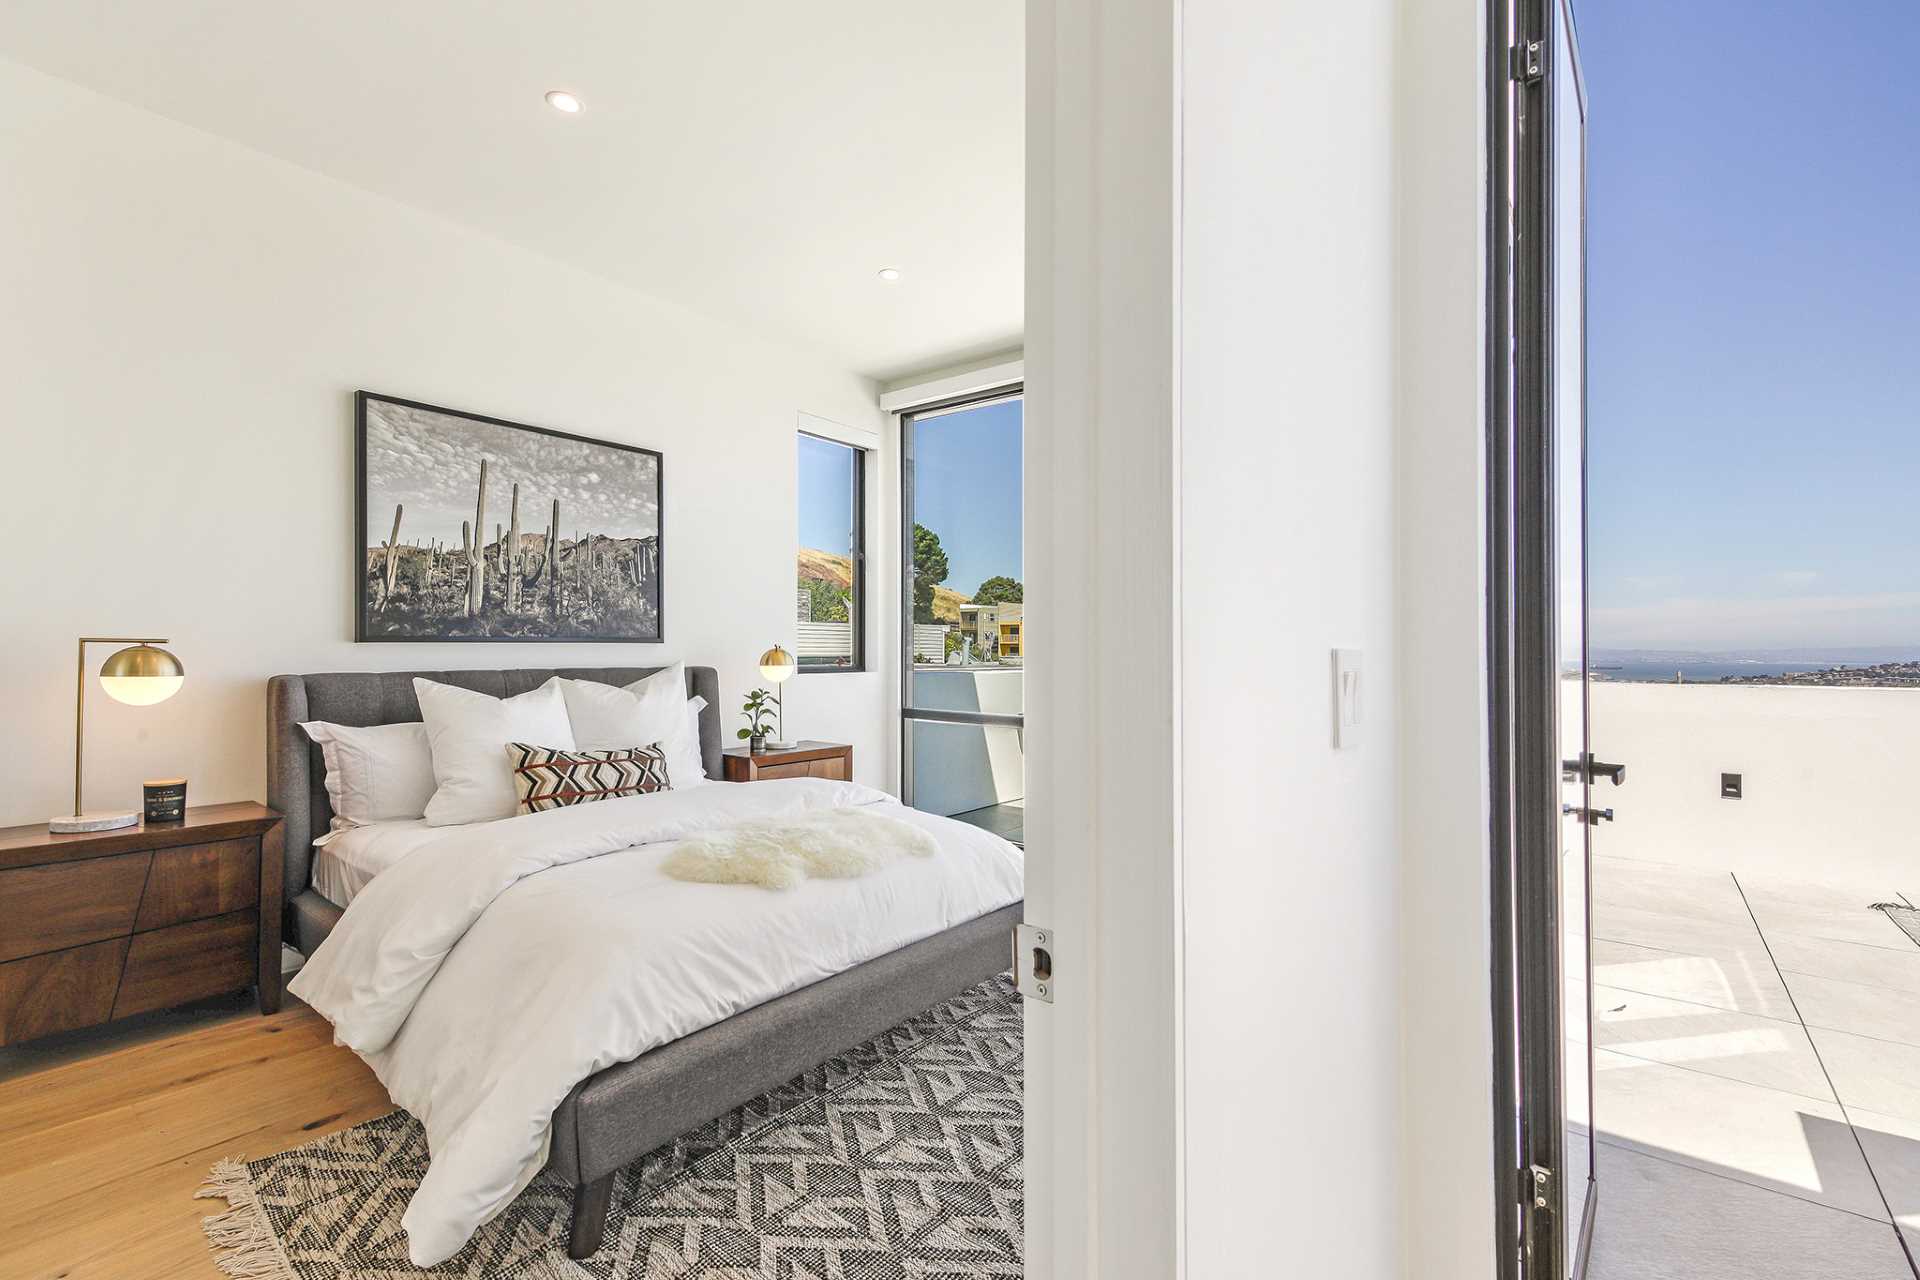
143,780 -> 188,824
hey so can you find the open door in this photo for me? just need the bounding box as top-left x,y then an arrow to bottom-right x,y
1495,0 -> 1596,1276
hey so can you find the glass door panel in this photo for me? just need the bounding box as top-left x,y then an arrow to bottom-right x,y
901,392 -> 1024,841
1552,1 -> 1595,1261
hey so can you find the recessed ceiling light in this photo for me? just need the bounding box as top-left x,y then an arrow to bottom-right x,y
877,268 -> 901,282
545,90 -> 583,114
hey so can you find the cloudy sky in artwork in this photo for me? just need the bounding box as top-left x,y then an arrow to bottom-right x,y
363,400 -> 659,549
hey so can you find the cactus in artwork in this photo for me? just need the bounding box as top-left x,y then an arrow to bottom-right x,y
584,533 -> 594,610
546,498 -> 561,619
460,460 -> 489,617
506,483 -> 522,612
379,503 -> 404,610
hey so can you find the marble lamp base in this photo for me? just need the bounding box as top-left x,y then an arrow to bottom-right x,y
49,810 -> 140,834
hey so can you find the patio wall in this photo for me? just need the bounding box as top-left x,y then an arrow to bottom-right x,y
909,667 -> 1023,817
1590,681 -> 1920,888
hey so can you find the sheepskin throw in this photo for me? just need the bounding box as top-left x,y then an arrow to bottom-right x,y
662,808 -> 937,889
508,741 -> 671,814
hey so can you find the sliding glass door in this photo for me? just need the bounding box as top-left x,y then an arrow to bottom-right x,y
900,390 -> 1024,845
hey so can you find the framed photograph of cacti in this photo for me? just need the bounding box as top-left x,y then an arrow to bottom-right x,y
354,392 -> 663,642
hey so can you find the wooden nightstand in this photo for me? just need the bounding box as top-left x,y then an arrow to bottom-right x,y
0,802 -> 283,1046
721,741 -> 854,783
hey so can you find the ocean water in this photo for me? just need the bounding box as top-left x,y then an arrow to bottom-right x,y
1592,660 -> 1845,684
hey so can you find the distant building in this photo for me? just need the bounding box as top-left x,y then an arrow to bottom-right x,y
959,601 -> 1024,659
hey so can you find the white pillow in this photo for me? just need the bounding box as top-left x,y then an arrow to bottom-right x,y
414,677 -> 576,825
558,664 -> 709,788
683,696 -> 710,781
299,720 -> 437,831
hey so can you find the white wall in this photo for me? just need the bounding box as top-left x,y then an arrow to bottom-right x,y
1179,1 -> 1403,1275
1393,0 -> 1498,1278
0,56 -> 897,826
1593,682 -> 1920,890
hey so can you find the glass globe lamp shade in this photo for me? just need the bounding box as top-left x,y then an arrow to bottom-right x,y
758,645 -> 797,684
98,644 -> 186,706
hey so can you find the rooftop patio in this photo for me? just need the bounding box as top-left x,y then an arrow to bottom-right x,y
1585,851 -> 1920,1278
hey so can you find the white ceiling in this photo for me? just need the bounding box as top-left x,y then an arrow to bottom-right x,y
0,2 -> 1023,382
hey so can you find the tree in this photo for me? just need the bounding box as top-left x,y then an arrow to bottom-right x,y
912,523 -> 950,623
972,575 -> 1023,606
799,575 -> 849,623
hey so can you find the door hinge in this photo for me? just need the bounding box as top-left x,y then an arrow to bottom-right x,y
1014,923 -> 1054,1003
1510,40 -> 1544,83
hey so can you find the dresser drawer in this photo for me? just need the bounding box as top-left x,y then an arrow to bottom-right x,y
0,938 -> 130,1046
750,761 -> 816,780
134,839 -> 261,932
112,910 -> 256,1020
0,851 -> 151,964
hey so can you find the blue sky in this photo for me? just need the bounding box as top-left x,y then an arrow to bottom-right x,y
798,432 -> 857,557
907,398 -> 1023,597
1584,0 -> 1920,651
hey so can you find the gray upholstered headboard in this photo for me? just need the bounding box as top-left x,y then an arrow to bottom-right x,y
266,666 -> 723,908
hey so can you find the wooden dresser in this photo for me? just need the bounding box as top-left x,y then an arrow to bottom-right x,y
0,802 -> 283,1046
721,740 -> 853,783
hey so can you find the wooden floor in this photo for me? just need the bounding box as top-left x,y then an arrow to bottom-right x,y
0,1000 -> 389,1280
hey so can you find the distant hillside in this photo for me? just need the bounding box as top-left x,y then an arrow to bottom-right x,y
929,585 -> 968,623
798,547 -> 854,591
799,546 -> 969,622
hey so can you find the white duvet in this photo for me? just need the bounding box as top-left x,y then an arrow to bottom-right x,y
288,777 -> 1023,1267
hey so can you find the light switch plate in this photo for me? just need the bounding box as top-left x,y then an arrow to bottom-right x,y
1333,649 -> 1362,749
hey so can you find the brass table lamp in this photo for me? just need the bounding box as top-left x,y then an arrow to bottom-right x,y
758,644 -> 797,749
50,637 -> 185,833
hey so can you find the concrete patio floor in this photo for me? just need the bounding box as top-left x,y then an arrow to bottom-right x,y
1586,854 -> 1920,1278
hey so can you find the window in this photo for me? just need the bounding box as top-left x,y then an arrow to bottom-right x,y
796,432 -> 865,670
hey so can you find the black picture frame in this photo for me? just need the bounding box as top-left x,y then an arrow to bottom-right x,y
354,391 -> 664,643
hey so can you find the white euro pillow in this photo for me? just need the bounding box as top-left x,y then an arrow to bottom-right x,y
558,663 -> 710,788
414,676 -> 576,825
299,720 -> 437,834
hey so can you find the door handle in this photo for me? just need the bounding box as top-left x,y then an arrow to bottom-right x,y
1562,753 -> 1627,786
1563,804 -> 1615,824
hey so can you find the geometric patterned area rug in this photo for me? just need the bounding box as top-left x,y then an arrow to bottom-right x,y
200,974 -> 1022,1279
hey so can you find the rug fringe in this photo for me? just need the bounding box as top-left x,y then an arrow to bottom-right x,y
197,1157 -> 298,1280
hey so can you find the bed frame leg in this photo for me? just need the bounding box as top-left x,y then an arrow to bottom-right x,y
567,1173 -> 614,1259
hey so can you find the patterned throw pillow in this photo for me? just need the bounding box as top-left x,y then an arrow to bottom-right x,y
507,742 -> 672,814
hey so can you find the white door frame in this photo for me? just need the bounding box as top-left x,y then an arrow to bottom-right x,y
1025,2 -> 1183,1277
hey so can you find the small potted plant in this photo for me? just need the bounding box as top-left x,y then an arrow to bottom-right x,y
738,688 -> 777,754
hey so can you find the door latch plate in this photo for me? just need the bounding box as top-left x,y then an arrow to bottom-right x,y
1014,923 -> 1054,1003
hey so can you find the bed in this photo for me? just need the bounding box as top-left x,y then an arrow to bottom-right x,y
266,664 -> 1023,1263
